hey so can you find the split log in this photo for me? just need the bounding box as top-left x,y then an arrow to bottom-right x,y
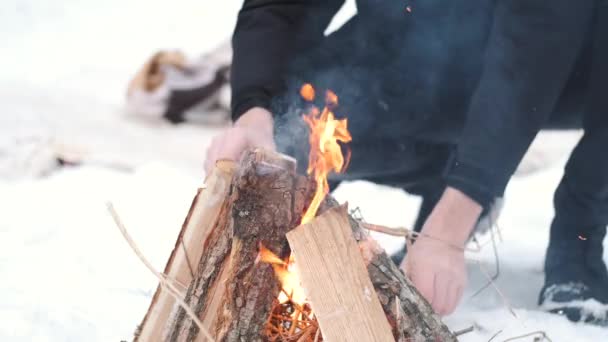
286,207 -> 396,342
136,160 -> 236,341
317,202 -> 457,342
165,149 -> 311,341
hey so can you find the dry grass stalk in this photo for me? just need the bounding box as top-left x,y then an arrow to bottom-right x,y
106,202 -> 214,342
361,222 -> 485,253
502,330 -> 552,342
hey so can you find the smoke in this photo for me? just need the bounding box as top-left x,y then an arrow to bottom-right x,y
270,0 -> 494,175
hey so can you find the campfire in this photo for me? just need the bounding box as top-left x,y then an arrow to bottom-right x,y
133,84 -> 457,342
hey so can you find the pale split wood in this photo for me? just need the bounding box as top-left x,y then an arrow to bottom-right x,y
135,160 -> 236,341
317,198 -> 457,341
286,206 -> 396,342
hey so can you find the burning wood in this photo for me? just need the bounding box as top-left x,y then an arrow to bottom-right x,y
258,244 -> 321,341
136,84 -> 456,342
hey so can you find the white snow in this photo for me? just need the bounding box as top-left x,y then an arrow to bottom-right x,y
1,0 -> 606,341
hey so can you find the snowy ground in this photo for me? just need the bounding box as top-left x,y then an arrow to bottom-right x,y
1,1 -> 607,341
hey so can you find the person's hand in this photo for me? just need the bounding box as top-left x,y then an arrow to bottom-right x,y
401,187 -> 482,315
402,236 -> 466,316
204,107 -> 275,173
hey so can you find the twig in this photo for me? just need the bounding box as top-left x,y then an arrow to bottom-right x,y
472,216 -> 501,298
360,222 -> 411,237
501,331 -> 551,342
106,202 -> 214,342
360,222 -> 481,252
487,329 -> 503,342
454,326 -> 475,337
476,260 -> 518,320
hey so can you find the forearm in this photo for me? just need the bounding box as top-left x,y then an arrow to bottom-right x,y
234,107 -> 274,133
422,187 -> 483,246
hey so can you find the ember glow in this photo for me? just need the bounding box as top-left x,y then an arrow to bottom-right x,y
300,84 -> 352,224
258,244 -> 307,305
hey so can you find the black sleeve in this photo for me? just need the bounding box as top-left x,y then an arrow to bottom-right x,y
445,0 -> 594,207
230,0 -> 345,121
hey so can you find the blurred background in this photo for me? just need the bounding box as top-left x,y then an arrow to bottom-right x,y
0,1 -> 604,341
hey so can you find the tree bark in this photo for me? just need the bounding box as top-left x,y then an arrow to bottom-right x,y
166,149 -> 311,342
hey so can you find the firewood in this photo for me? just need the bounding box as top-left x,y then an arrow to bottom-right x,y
165,149 -> 311,341
286,206 -> 396,342
318,200 -> 457,342
136,148 -> 456,341
136,160 -> 236,341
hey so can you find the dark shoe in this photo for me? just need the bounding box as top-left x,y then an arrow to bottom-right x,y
539,282 -> 607,325
539,224 -> 608,325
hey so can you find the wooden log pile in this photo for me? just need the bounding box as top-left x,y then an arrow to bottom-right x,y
134,149 -> 457,342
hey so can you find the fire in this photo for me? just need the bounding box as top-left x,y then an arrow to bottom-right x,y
300,84 -> 352,224
258,244 -> 307,305
261,84 -> 351,340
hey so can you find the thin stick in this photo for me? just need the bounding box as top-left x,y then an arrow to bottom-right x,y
361,222 -> 481,252
472,220 -> 501,298
453,326 -> 475,337
501,330 -> 552,342
360,222 -> 412,238
106,202 -> 214,342
487,329 -> 503,342
476,261 -> 518,320
289,306 -> 302,336
158,273 -> 189,293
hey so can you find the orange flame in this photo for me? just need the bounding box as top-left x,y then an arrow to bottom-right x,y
260,84 -> 351,318
300,83 -> 315,102
258,245 -> 307,305
300,84 -> 352,224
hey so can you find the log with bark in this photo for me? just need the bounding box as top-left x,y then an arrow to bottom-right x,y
136,149 -> 312,341
135,148 -> 456,342
314,202 -> 457,342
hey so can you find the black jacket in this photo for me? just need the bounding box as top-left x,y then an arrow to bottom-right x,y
231,0 -> 596,206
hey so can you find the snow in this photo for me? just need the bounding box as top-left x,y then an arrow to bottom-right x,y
1,0 -> 606,341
